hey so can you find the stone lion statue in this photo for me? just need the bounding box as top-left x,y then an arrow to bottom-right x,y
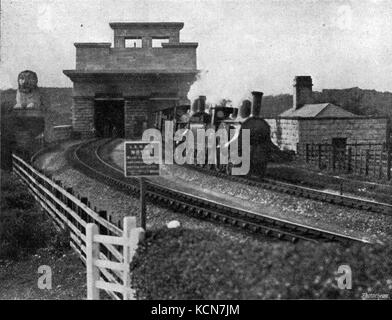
13,70 -> 43,110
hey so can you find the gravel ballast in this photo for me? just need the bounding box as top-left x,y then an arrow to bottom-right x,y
104,140 -> 392,243
34,141 -> 269,244
165,164 -> 392,243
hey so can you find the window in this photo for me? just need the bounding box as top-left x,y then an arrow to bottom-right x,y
152,38 -> 169,48
125,38 -> 142,48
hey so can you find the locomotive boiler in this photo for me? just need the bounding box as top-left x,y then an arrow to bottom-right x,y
181,91 -> 274,177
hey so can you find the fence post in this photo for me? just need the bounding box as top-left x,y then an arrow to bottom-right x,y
387,145 -> 391,181
122,216 -> 136,300
347,147 -> 352,173
318,144 -> 322,169
81,197 -> 89,223
312,143 -> 315,166
139,178 -> 146,230
332,144 -> 336,171
365,149 -> 370,176
379,148 -> 383,179
97,210 -> 108,257
353,142 -> 357,174
98,211 -> 107,234
305,144 -> 309,163
86,223 -> 100,300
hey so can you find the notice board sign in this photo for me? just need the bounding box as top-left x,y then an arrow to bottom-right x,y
124,141 -> 160,177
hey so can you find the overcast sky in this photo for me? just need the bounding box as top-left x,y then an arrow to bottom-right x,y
1,0 -> 392,103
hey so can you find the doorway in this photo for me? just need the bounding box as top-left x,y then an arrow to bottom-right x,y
94,99 -> 125,138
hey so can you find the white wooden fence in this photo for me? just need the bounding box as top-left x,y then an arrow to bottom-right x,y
12,153 -> 145,300
87,217 -> 144,300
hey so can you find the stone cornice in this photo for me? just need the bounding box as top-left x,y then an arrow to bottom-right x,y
63,69 -> 199,81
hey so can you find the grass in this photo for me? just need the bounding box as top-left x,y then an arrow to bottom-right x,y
0,169 -> 86,300
0,248 -> 86,300
131,228 -> 392,299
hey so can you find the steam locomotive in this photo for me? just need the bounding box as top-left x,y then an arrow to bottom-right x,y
166,91 -> 275,177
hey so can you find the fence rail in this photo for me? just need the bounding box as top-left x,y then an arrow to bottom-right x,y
11,153 -> 144,300
298,143 -> 392,180
87,217 -> 144,300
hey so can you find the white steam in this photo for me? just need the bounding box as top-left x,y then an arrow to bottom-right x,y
187,69 -> 255,108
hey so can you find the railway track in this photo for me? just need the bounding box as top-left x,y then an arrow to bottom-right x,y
184,164 -> 392,216
66,138 -> 371,245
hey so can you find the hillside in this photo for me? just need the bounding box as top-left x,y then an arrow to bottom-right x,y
260,87 -> 392,118
0,88 -> 73,127
2,86 -> 392,122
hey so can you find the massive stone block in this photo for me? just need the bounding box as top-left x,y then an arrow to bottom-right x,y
64,22 -> 198,138
72,96 -> 95,138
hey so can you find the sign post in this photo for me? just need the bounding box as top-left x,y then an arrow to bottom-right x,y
124,141 -> 160,230
139,177 -> 146,230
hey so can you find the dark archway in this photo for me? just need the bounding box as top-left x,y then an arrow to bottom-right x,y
94,99 -> 125,138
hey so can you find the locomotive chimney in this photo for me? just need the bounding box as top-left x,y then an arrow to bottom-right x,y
190,95 -> 206,114
293,76 -> 313,110
198,95 -> 206,113
251,91 -> 263,117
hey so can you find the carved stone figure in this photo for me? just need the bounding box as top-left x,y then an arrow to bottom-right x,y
14,70 -> 43,110
11,71 -> 46,154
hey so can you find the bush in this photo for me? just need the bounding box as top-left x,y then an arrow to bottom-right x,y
47,225 -> 71,253
1,184 -> 35,211
0,170 -> 70,259
1,170 -> 35,206
0,210 -> 53,259
131,228 -> 392,299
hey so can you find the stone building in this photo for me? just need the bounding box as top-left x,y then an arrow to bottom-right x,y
63,22 -> 198,139
266,76 -> 390,153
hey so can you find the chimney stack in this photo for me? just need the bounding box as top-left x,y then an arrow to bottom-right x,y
251,91 -> 263,117
190,95 -> 206,114
198,95 -> 206,113
293,76 -> 313,110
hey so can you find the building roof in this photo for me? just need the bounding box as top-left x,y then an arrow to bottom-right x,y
279,103 -> 358,118
109,22 -> 184,30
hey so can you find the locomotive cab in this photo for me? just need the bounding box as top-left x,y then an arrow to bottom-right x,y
221,92 -> 272,177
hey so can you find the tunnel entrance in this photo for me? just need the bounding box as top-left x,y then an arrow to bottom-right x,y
94,99 -> 125,138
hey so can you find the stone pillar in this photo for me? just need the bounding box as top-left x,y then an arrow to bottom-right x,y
72,96 -> 95,138
114,36 -> 125,48
142,37 -> 151,48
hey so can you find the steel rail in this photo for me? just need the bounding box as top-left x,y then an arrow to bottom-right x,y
184,163 -> 392,216
68,139 -> 371,245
